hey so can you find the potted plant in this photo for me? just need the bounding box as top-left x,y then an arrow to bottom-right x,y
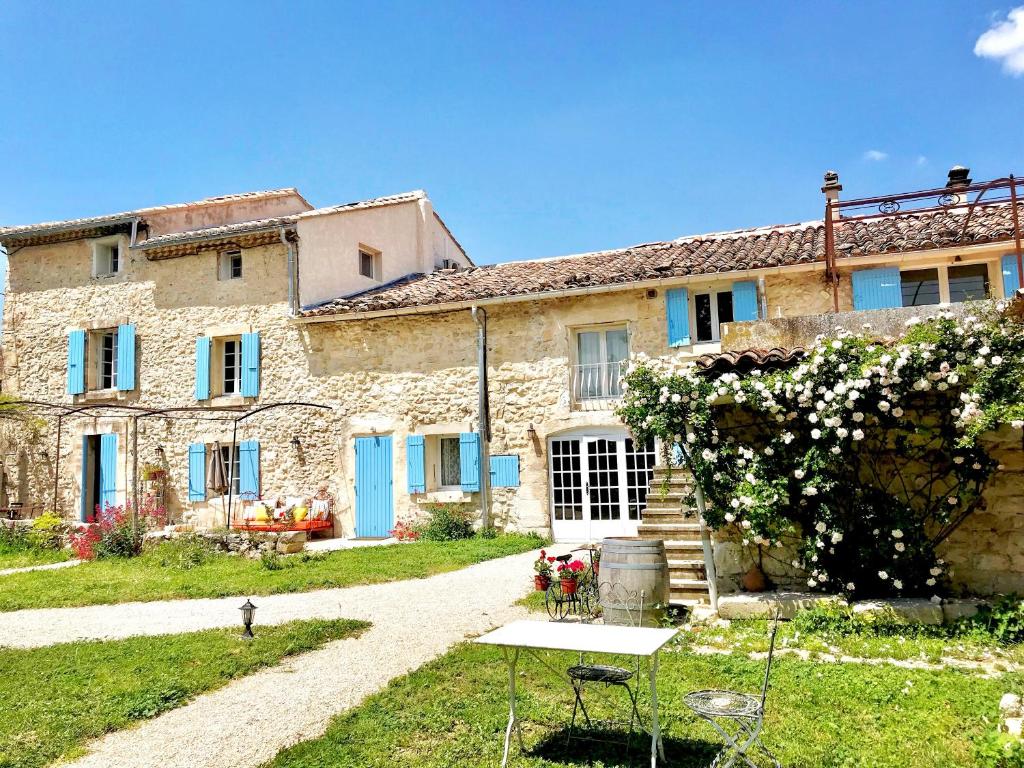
533,550 -> 554,590
557,559 -> 586,595
141,463 -> 166,482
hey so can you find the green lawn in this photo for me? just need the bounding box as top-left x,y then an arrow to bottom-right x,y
0,542 -> 69,570
266,632 -> 1017,768
0,534 -> 542,611
0,618 -> 368,768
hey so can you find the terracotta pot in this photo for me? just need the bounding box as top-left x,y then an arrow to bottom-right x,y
534,574 -> 551,591
560,578 -> 578,595
741,564 -> 769,593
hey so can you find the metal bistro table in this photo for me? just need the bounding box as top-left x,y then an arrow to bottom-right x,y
476,619 -> 678,768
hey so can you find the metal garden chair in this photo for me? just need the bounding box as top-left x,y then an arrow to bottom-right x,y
684,611 -> 782,768
564,584 -> 645,749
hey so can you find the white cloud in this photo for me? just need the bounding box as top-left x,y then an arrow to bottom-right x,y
863,149 -> 889,162
916,155 -> 928,167
975,6 -> 1024,76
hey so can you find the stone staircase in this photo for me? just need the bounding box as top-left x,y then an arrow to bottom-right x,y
637,465 -> 711,606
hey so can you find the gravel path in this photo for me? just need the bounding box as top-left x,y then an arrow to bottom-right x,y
0,558 -> 80,577
29,549 -> 541,768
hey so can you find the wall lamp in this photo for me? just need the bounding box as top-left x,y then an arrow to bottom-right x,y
526,424 -> 537,441
290,436 -> 301,449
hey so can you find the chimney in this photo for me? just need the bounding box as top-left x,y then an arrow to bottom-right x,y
944,165 -> 972,206
821,170 -> 842,220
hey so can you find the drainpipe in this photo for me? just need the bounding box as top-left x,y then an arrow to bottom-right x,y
129,217 -> 141,248
280,227 -> 298,317
470,306 -> 491,529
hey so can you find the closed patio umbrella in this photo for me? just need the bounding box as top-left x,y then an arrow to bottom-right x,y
207,441 -> 229,496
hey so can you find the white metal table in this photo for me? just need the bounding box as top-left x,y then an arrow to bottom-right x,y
476,620 -> 678,767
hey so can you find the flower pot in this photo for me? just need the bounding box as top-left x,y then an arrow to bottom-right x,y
534,574 -> 551,591
560,578 -> 578,595
741,564 -> 769,593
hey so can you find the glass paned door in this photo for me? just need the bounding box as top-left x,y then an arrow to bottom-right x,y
549,434 -> 657,541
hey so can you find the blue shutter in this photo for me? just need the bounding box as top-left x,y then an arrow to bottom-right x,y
489,455 -> 520,488
459,432 -> 481,492
80,435 -> 90,520
406,435 -> 425,493
731,281 -> 758,322
239,440 -> 260,498
1003,254 -> 1022,297
67,330 -> 86,395
852,267 -> 902,310
188,443 -> 206,502
116,324 -> 136,391
665,288 -> 691,347
99,433 -> 118,511
195,337 -> 211,401
241,332 -> 260,398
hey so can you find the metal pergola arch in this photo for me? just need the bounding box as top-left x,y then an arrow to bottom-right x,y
0,399 -> 332,534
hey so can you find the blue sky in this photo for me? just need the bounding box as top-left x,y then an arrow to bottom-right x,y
0,1 -> 1022,269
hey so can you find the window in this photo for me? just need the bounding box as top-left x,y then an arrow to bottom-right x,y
218,250 -> 242,280
359,247 -> 381,280
97,331 -> 118,390
439,437 -> 461,488
574,326 -> 629,400
948,264 -> 990,303
220,444 -> 241,496
694,291 -> 734,343
92,239 -> 122,277
222,338 -> 241,395
901,268 -> 941,307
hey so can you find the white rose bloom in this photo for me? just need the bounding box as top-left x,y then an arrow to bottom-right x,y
892,408 -> 904,418
892,529 -> 903,539
852,412 -> 864,422
852,429 -> 865,440
741,519 -> 751,529
992,356 -> 1003,366
803,486 -> 818,496
893,579 -> 903,590
836,427 -> 849,439
815,521 -> 827,533
979,345 -> 990,355
929,567 -> 942,576
730,498 -> 741,509
947,496 -> 957,505
895,542 -> 905,552
831,446 -> 842,454
807,579 -> 817,587
794,468 -> 805,479
878,401 -> 891,412
671,393 -> 681,403
831,531 -> 843,543
808,413 -> 819,424
845,582 -> 855,591
838,363 -> 849,372
1013,420 -> 1024,429
811,428 -> 822,439
724,512 -> 736,522
878,571 -> 888,580
926,578 -> 936,586
745,472 -> 756,484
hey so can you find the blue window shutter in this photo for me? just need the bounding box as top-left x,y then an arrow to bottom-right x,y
459,432 -> 481,492
80,435 -> 90,520
188,443 -> 207,502
239,440 -> 260,497
99,433 -> 118,511
1003,254 -> 1022,296
195,337 -> 211,400
852,267 -> 902,310
241,332 -> 260,398
406,435 -> 425,493
665,288 -> 691,347
489,455 -> 520,488
67,330 -> 86,395
116,324 -> 136,391
731,281 -> 758,322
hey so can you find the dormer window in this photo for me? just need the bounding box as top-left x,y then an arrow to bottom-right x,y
218,250 -> 243,281
92,238 -> 122,278
359,246 -> 382,281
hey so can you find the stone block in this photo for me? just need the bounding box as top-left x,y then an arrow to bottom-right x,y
942,598 -> 987,624
1000,693 -> 1023,719
717,591 -> 846,620
851,598 -> 943,625
1004,717 -> 1023,737
277,530 -> 307,554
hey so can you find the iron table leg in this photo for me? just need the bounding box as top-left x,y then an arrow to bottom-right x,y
649,650 -> 665,766
501,647 -> 523,767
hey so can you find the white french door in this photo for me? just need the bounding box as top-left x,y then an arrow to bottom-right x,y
549,433 -> 656,542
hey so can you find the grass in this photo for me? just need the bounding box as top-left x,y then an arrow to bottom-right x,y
265,633 -> 1018,768
0,541 -> 69,570
0,534 -> 542,611
0,617 -> 368,768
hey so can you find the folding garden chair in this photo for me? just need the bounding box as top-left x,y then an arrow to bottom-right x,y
564,584 -> 645,749
684,611 -> 782,768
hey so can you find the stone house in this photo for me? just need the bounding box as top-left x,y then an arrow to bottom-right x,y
1,168 -> 1022,598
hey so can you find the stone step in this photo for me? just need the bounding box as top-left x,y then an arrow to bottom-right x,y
667,558 -> 706,572
637,522 -> 702,537
663,539 -> 706,553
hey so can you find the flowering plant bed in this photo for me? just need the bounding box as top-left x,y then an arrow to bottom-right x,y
389,521 -> 421,541
618,301 -> 1024,599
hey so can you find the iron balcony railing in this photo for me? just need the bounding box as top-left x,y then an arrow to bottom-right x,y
571,361 -> 624,401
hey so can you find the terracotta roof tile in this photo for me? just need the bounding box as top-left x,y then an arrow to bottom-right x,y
695,347 -> 806,375
301,202 -> 1024,318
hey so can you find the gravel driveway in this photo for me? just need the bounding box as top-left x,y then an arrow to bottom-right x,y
26,549 -> 541,768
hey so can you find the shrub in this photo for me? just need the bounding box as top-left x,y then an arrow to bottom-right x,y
69,500 -> 166,561
417,504 -> 474,541
26,512 -> 65,550
389,520 -> 421,542
962,595 -> 1024,645
259,549 -> 283,570
150,535 -> 215,570
975,730 -> 1024,768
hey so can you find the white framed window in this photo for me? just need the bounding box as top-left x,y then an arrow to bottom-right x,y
901,262 -> 992,307
572,325 -> 629,401
219,443 -> 241,496
91,238 -> 123,277
693,290 -> 734,343
213,336 -> 242,396
439,436 -> 462,488
359,246 -> 381,280
218,250 -> 243,281
87,329 -> 118,390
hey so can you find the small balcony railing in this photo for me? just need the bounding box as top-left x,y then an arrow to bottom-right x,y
571,361 -> 624,402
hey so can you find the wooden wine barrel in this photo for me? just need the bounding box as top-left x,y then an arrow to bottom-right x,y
599,537 -> 669,627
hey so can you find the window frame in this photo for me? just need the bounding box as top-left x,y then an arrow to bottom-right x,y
86,328 -> 119,391
218,250 -> 243,281
91,237 -> 123,278
214,336 -> 243,397
219,443 -> 241,496
570,323 -> 630,401
692,289 -> 735,343
438,436 -> 462,490
358,245 -> 382,281
898,260 -> 996,306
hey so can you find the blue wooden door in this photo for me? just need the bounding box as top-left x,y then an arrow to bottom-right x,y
355,435 -> 393,537
99,433 -> 118,511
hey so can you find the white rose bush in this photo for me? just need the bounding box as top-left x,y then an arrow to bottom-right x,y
617,302 -> 1024,598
